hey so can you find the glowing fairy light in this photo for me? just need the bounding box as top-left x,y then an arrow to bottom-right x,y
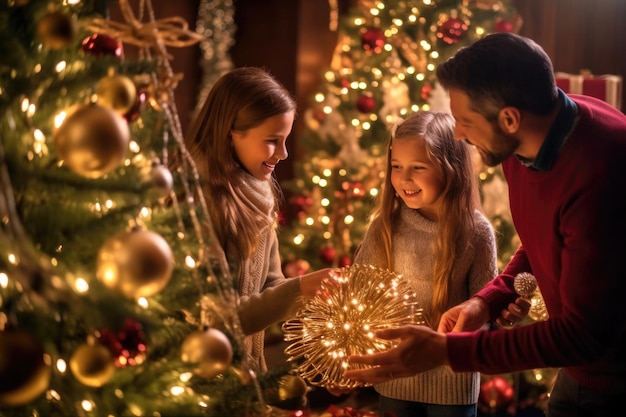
137,297 -> 149,308
74,277 -> 89,293
56,359 -> 67,373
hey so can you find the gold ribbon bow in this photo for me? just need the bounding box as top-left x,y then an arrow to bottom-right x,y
84,0 -> 204,59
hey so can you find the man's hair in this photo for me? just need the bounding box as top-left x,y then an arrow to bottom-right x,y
436,32 -> 559,119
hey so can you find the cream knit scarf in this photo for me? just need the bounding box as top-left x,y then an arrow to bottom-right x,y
234,172 -> 275,296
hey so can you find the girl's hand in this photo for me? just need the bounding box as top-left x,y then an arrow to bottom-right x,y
298,268 -> 340,298
495,297 -> 531,328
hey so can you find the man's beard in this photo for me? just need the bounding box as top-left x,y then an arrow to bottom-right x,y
478,127 -> 519,167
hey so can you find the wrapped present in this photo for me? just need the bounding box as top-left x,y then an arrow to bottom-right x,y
555,71 -> 623,110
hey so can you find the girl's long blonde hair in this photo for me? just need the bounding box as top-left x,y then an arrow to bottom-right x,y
369,111 -> 481,327
182,67 -> 296,261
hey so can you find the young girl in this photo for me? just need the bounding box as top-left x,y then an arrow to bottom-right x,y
353,111 -> 496,417
184,66 -> 336,371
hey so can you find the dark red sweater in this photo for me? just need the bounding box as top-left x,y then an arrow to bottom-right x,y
447,94 -> 626,393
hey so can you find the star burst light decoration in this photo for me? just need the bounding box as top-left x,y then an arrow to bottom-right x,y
282,263 -> 424,390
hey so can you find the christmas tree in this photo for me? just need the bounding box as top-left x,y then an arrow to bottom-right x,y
278,0 -> 522,274
0,1 -> 301,416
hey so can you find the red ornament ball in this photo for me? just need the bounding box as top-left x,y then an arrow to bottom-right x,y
356,94 -> 376,113
338,256 -> 352,268
319,245 -> 337,265
420,84 -> 433,101
361,27 -> 385,53
80,33 -> 124,59
289,195 -> 313,214
437,17 -> 468,44
495,19 -> 515,33
479,376 -> 514,411
96,319 -> 149,368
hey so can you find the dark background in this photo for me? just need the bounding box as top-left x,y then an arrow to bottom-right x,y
113,0 -> 626,181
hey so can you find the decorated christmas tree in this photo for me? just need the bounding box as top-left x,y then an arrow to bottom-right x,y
0,1 -> 302,416
278,0 -> 522,274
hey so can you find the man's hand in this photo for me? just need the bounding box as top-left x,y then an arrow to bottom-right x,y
342,325 -> 447,385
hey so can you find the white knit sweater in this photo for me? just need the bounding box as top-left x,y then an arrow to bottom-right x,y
354,204 -> 497,405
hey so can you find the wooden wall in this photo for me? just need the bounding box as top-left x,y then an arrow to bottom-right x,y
514,0 -> 626,78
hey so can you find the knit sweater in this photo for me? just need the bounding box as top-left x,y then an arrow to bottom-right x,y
448,94 -> 626,394
222,172 -> 302,372
354,204 -> 497,404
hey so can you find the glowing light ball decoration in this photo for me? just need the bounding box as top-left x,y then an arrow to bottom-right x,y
282,264 -> 423,390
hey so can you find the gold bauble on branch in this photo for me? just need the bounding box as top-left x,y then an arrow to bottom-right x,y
0,329 -> 51,407
96,228 -> 174,299
53,103 -> 130,178
180,328 -> 233,379
96,73 -> 137,115
69,342 -> 115,387
277,374 -> 308,401
282,263 -> 424,390
37,9 -> 76,50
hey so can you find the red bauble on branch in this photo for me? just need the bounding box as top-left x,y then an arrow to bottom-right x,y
436,17 -> 468,44
356,93 -> 376,113
319,245 -> 337,265
338,255 -> 352,268
80,33 -> 124,59
361,27 -> 385,53
495,19 -> 515,33
479,376 -> 514,412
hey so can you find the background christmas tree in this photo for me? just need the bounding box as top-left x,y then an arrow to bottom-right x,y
0,1 -> 304,416
277,0 -> 555,415
278,0 -> 522,273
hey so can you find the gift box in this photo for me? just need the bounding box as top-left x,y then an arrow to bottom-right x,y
555,71 -> 623,110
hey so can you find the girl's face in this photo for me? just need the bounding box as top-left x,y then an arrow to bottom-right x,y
390,137 -> 445,221
231,111 -> 295,181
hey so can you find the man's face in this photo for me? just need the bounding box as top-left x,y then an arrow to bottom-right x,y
448,88 -> 519,167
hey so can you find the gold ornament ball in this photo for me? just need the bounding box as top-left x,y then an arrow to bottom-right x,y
70,343 -> 115,387
278,374 -> 308,401
0,330 -> 51,407
54,103 -> 130,178
514,272 -> 537,298
97,229 -> 174,298
96,74 -> 137,115
37,10 -> 76,50
181,328 -> 233,379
